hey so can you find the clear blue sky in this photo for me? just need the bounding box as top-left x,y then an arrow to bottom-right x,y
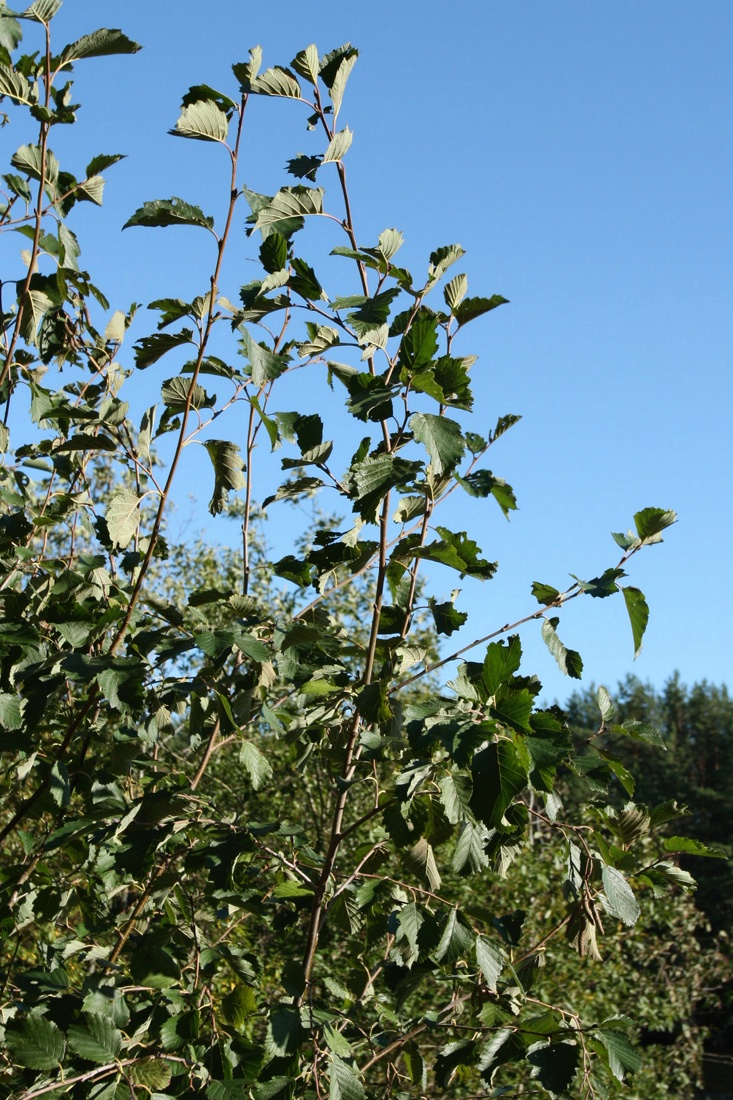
13,1 -> 732,703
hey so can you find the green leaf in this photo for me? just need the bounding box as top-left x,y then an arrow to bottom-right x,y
475,936 -> 505,991
457,470 -> 517,518
0,691 -> 24,729
240,329 -> 289,384
593,1027 -> 641,1082
123,197 -> 214,232
531,581 -> 560,606
329,53 -> 358,123
662,836 -> 727,858
106,489 -> 140,549
597,684 -> 615,723
347,454 -> 422,522
454,294 -> 508,326
5,1015 -> 65,1070
427,243 -> 465,282
470,740 -> 527,828
410,412 -> 465,476
0,62 -> 33,104
417,527 -> 497,581
429,598 -> 467,637
633,507 -> 676,544
0,7 -> 22,49
239,740 -> 273,790
482,636 -> 522,695
57,28 -> 141,66
254,186 -> 324,232
204,439 -> 246,515
571,568 -> 624,598
236,63 -> 301,98
266,1004 -> 304,1058
541,618 -> 583,679
600,866 -> 640,927
398,316 -> 439,372
67,1014 -> 122,1064
329,1054 -> 365,1100
444,272 -> 468,311
130,1059 -> 172,1092
405,836 -> 441,892
323,127 -> 353,163
291,44 -> 320,85
161,375 -> 214,412
171,98 -> 230,143
527,1040 -> 580,1095
434,908 -> 473,964
19,0 -> 61,24
621,585 -> 649,658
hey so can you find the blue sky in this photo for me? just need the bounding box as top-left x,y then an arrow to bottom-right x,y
8,1 -> 732,703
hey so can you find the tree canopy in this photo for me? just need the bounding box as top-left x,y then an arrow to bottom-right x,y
0,7 -> 724,1099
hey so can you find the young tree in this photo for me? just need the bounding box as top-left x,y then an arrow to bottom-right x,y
0,7 -> 716,1098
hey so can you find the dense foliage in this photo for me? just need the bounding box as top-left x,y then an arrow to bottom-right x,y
0,6 -> 722,1098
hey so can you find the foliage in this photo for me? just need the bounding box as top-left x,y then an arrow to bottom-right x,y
0,8 -> 717,1099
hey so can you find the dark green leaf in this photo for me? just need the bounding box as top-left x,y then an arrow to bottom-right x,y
67,1014 -> 122,1064
541,618 -> 583,679
621,585 -> 649,658
410,412 -> 465,476
454,294 -> 508,326
57,28 -> 141,66
123,197 -> 214,232
633,507 -> 676,544
204,439 -> 246,515
5,1016 -> 65,1070
470,740 -> 527,828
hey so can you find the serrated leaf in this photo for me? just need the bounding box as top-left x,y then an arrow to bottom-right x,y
633,506 -> 676,544
240,329 -> 289,384
57,28 -> 141,66
434,908 -> 473,963
239,740 -> 273,790
470,740 -> 527,828
452,820 -> 489,874
454,294 -> 508,326
0,691 -> 24,729
404,836 -> 441,891
203,439 -> 246,515
662,836 -> 726,858
444,272 -> 468,311
597,684 -> 615,723
5,1015 -> 65,1070
475,936 -> 505,991
527,1040 -> 580,1095
254,186 -> 324,232
237,64 -> 301,98
410,412 -> 465,476
329,53 -> 357,123
67,1014 -> 122,1064
329,1054 -> 365,1100
171,98 -> 230,143
600,866 -> 640,927
593,1028 -> 641,1081
541,619 -> 583,678
106,489 -> 140,549
20,0 -> 61,24
291,44 -> 320,85
161,375 -> 214,412
123,197 -> 214,232
323,127 -> 352,163
428,243 -> 465,282
416,527 -> 497,581
621,586 -> 649,658
130,1059 -> 172,1091
531,581 -> 560,606
0,62 -> 33,105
